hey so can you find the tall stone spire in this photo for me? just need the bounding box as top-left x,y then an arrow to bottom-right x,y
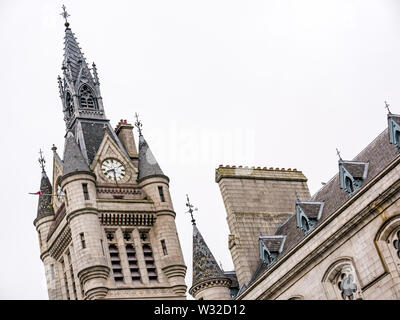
57,5 -> 106,130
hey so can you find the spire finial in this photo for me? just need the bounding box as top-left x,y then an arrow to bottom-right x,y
385,101 -> 392,114
38,149 -> 46,172
185,194 -> 198,225
60,5 -> 70,28
336,148 -> 342,161
134,112 -> 143,136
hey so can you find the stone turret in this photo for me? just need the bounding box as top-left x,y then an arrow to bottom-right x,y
189,223 -> 231,300
137,130 -> 187,297
34,165 -> 57,299
60,132 -> 109,299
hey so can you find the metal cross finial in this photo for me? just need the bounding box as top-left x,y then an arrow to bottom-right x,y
60,5 -> 70,27
134,112 -> 143,136
185,194 -> 198,225
384,101 -> 392,114
38,149 -> 46,172
336,148 -> 342,161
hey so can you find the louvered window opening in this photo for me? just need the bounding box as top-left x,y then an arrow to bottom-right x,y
109,244 -> 124,283
79,85 -> 97,109
142,244 -> 157,281
126,244 -> 141,282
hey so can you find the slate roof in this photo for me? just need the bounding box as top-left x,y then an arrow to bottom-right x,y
63,26 -> 94,84
297,202 -> 324,219
63,132 -> 90,175
248,127 -> 399,285
192,224 -> 226,286
37,171 -> 54,219
138,135 -> 165,180
260,235 -> 286,253
341,161 -> 368,179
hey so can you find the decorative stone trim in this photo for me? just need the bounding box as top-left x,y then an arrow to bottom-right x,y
99,212 -> 156,226
189,277 -> 231,296
162,264 -> 187,279
97,186 -> 142,196
77,265 -> 110,284
48,226 -> 72,260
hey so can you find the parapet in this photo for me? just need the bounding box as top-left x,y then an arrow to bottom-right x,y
215,165 -> 308,183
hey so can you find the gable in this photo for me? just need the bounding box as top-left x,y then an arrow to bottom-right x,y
91,130 -> 138,185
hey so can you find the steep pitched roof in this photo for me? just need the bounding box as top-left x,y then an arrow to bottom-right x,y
37,171 -> 54,219
63,132 -> 90,175
192,224 -> 225,286
63,26 -> 94,85
249,128 -> 399,284
137,135 -> 165,180
276,128 -> 399,255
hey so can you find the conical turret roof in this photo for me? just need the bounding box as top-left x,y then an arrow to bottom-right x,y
37,171 -> 54,219
138,135 -> 165,180
192,224 -> 225,286
63,132 -> 90,176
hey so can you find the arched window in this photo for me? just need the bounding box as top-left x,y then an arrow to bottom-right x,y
65,92 -> 74,117
79,85 -> 97,109
375,216 -> 400,272
321,258 -> 363,300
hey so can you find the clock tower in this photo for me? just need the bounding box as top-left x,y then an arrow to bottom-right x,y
33,7 -> 187,300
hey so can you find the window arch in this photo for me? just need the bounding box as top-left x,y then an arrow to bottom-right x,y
79,85 -> 98,109
375,215 -> 400,279
321,258 -> 363,300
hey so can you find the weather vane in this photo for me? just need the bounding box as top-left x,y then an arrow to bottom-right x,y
185,194 -> 198,225
134,112 -> 143,136
60,5 -> 70,26
38,149 -> 46,172
384,101 -> 392,114
336,148 -> 342,161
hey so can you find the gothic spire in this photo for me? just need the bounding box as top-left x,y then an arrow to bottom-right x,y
192,223 -> 225,286
62,12 -> 95,86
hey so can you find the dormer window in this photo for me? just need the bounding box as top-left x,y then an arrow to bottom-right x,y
79,84 -> 98,109
339,161 -> 369,195
388,114 -> 400,148
295,201 -> 323,235
259,235 -> 286,266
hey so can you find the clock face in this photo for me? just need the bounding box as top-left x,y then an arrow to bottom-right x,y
101,159 -> 126,181
57,185 -> 65,202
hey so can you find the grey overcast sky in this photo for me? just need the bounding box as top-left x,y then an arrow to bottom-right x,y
1,0 -> 400,299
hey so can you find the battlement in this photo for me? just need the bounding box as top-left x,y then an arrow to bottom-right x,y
215,165 -> 306,183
